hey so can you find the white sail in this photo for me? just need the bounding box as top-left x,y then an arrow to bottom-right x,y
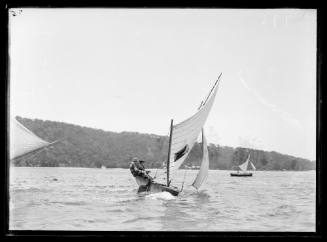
10,118 -> 50,160
168,80 -> 219,179
250,161 -> 256,171
192,129 -> 209,190
238,154 -> 250,171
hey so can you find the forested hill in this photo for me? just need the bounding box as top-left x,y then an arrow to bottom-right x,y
11,117 -> 316,171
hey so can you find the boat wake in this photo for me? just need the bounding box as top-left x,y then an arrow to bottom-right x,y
194,190 -> 210,198
145,191 -> 176,201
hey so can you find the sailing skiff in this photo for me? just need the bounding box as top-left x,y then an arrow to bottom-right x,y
133,73 -> 222,196
230,154 -> 256,177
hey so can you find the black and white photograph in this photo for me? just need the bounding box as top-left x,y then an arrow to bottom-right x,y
7,8 -> 317,232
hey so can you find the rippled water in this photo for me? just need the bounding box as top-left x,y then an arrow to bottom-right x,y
9,167 -> 315,231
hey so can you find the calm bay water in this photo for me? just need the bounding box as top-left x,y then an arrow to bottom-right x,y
9,167 -> 315,231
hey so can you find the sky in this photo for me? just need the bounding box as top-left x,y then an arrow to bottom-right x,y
9,8 -> 317,160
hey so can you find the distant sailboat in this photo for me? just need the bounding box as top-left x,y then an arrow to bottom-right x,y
9,117 -> 58,160
230,154 -> 256,177
133,73 -> 222,196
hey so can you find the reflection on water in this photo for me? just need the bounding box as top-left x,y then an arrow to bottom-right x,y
10,167 -> 315,231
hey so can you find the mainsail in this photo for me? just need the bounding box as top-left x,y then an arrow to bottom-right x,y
10,118 -> 51,160
191,129 -> 209,190
166,74 -> 221,183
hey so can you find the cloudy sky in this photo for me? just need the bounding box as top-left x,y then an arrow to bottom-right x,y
9,8 -> 316,160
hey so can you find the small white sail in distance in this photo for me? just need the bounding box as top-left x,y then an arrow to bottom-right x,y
238,154 -> 256,171
250,160 -> 256,171
10,117 -> 52,160
192,129 -> 209,190
238,154 -> 250,171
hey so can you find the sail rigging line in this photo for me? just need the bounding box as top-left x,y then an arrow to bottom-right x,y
198,101 -> 204,110
202,73 -> 222,106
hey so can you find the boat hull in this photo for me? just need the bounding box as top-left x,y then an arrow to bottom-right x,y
230,173 -> 253,177
134,176 -> 180,196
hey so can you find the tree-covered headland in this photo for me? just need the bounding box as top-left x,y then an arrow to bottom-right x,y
11,117 -> 315,171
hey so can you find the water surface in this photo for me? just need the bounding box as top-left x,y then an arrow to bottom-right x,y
9,167 -> 315,231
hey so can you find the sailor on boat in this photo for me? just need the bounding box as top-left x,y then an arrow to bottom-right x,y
129,73 -> 222,196
129,157 -> 153,187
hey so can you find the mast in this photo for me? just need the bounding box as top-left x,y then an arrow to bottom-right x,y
166,119 -> 174,186
203,73 -> 222,105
